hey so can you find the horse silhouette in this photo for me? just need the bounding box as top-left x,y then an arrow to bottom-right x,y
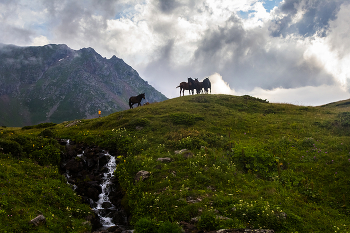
176,82 -> 192,96
194,78 -> 203,94
188,77 -> 195,95
203,77 -> 211,94
129,93 -> 145,109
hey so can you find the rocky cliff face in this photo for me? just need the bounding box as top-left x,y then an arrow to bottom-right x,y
0,44 -> 167,126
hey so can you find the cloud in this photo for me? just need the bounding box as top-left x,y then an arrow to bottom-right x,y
208,73 -> 350,106
0,0 -> 349,105
270,0 -> 343,38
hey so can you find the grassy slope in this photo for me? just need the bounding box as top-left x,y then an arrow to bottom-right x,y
1,94 -> 350,232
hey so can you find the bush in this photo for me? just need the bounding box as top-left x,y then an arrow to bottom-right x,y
30,144 -> 61,166
0,139 -> 22,157
231,144 -> 277,179
197,211 -> 218,231
38,129 -> 55,138
134,218 -> 157,233
158,221 -> 182,233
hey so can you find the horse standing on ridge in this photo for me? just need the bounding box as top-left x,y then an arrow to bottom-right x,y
194,78 -> 204,94
129,93 -> 145,109
176,82 -> 192,97
188,77 -> 195,95
203,77 -> 211,94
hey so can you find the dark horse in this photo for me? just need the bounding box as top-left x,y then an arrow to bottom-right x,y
203,77 -> 211,94
176,82 -> 192,96
188,77 -> 195,95
129,93 -> 145,109
194,78 -> 203,94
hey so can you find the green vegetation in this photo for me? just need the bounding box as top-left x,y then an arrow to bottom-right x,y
1,94 -> 350,232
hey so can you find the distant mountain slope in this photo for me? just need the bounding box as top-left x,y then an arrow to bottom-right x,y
0,44 -> 167,126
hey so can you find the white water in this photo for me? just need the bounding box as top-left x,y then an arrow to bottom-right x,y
92,153 -> 117,228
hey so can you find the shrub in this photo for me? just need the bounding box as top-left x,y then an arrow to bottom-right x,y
231,144 -> 277,179
197,211 -> 218,231
158,221 -> 182,233
134,217 -> 157,233
0,139 -> 22,157
38,129 -> 55,138
30,144 -> 61,166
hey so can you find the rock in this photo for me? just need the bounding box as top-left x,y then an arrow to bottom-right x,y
157,157 -> 172,163
107,225 -> 123,232
29,215 -> 46,226
112,209 -> 128,225
179,221 -> 198,232
87,187 -> 100,201
134,170 -> 150,182
102,202 -> 112,208
65,158 -> 83,173
175,149 -> 188,154
82,221 -> 92,228
99,153 -> 110,167
183,151 -> 194,159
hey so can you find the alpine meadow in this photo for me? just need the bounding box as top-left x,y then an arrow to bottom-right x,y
1,94 -> 350,232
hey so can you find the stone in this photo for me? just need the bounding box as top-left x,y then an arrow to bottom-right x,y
157,157 -> 172,163
174,149 -> 188,154
30,215 -> 46,226
65,158 -> 84,173
102,202 -> 112,209
134,170 -> 150,182
87,187 -> 100,201
99,153 -> 110,167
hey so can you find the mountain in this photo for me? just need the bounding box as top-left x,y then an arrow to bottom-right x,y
0,43 -> 167,127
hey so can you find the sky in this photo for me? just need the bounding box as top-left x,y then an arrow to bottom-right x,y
1,0 -> 350,106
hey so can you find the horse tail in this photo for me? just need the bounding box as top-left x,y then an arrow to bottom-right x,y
129,98 -> 132,109
176,85 -> 180,88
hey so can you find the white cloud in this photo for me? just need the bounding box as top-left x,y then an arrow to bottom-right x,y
31,35 -> 50,46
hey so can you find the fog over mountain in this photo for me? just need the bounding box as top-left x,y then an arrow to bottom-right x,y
0,0 -> 350,105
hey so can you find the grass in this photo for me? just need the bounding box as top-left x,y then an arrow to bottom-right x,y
1,94 -> 350,232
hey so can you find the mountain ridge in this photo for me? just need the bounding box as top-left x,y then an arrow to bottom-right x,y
0,43 -> 167,126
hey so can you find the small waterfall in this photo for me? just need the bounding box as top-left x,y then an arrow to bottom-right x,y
62,139 -> 126,230
93,153 -> 117,228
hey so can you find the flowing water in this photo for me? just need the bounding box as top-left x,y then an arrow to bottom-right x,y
92,153 -> 117,228
63,140 -> 119,228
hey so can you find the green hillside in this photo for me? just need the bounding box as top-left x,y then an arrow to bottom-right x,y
1,94 -> 350,232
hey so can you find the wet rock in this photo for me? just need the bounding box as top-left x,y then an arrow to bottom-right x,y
134,170 -> 150,182
107,225 -> 123,232
99,153 -> 110,167
112,209 -> 128,225
88,187 -> 100,201
87,158 -> 97,168
102,202 -> 112,208
65,158 -> 84,173
100,166 -> 109,173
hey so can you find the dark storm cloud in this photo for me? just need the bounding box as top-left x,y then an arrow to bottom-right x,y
270,0 -> 343,37
188,12 -> 335,91
157,0 -> 182,13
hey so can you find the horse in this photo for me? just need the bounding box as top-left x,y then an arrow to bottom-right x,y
188,77 -> 195,95
176,82 -> 192,96
203,77 -> 211,94
129,93 -> 145,109
194,78 -> 203,94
